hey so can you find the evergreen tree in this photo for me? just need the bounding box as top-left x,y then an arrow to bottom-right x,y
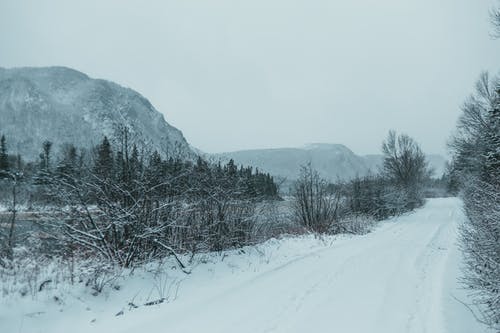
42,140 -> 53,170
33,140 -> 54,184
94,136 -> 114,180
227,159 -> 237,176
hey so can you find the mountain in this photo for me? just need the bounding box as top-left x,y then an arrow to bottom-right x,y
213,144 -> 377,183
0,66 -> 194,160
214,144 -> 447,185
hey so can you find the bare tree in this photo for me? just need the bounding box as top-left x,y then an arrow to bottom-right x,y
0,171 -> 21,265
381,131 -> 430,211
450,73 -> 499,180
491,1 -> 500,38
292,163 -> 339,233
382,130 -> 430,186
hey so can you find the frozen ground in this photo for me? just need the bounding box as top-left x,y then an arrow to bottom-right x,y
0,198 -> 490,333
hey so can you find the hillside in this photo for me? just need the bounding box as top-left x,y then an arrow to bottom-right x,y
214,144 -> 447,183
213,144 -> 373,182
0,66 -> 194,160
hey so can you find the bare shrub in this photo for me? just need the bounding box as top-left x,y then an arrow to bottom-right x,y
335,215 -> 377,235
292,164 -> 340,233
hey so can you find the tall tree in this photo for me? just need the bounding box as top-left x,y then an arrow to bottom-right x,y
41,140 -> 53,170
450,72 -> 498,182
381,130 -> 429,187
33,140 -> 54,184
381,131 -> 430,211
94,136 -> 114,180
0,135 -> 9,176
492,1 -> 500,38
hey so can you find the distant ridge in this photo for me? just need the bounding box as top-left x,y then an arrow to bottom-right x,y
213,143 -> 447,183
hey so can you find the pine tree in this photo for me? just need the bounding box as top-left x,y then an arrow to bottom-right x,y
226,159 -> 237,177
42,140 -> 53,170
94,136 -> 114,180
33,140 -> 54,184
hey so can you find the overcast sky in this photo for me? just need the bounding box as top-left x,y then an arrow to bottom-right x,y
0,0 -> 499,155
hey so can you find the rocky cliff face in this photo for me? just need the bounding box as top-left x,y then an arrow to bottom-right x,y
0,66 -> 194,160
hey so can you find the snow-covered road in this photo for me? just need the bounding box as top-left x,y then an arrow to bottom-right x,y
2,198 -> 488,333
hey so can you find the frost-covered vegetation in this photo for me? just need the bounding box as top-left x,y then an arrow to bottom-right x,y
0,124 -> 440,303
0,129 -> 279,263
2,198 -> 483,333
448,72 -> 500,330
291,131 -> 435,234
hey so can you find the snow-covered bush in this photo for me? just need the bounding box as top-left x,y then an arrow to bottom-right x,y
334,215 -> 377,235
449,72 -> 500,329
251,199 -> 302,241
460,178 -> 500,329
0,246 -> 105,299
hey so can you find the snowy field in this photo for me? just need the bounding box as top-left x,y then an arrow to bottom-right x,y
0,198 -> 489,333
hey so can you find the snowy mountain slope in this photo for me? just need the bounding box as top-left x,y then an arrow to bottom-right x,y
214,144 -> 447,183
0,66 -> 194,160
0,198 -> 487,333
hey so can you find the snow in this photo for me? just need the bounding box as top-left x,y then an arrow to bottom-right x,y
0,66 -> 194,161
213,145 -> 447,184
0,198 -> 490,333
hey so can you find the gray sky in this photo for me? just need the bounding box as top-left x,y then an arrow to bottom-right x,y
0,0 -> 499,155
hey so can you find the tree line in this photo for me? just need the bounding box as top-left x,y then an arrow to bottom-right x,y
292,131 -> 434,234
448,72 -> 499,329
0,132 -> 278,268
439,7 -> 500,329
0,127 -> 442,296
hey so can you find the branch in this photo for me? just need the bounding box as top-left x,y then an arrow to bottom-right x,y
153,239 -> 190,274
